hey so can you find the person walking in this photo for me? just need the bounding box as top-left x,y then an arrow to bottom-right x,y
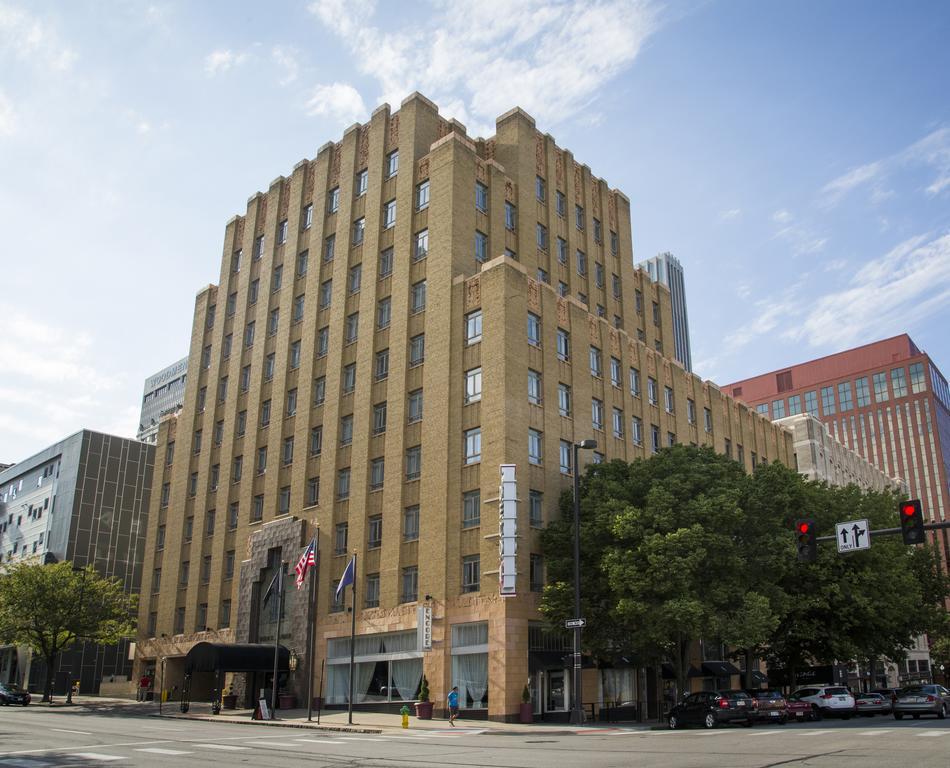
138,673 -> 150,701
447,686 -> 459,726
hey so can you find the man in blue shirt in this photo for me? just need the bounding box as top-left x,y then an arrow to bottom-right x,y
447,686 -> 459,726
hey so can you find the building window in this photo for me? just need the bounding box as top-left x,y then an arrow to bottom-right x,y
804,390 -> 819,415
225,551 -> 235,579
416,180 -> 430,210
324,234 -> 336,262
327,186 -> 340,213
339,414 -> 353,446
464,428 -> 481,465
352,217 -> 365,245
891,367 -> 908,398
356,168 -> 368,196
282,436 -> 295,466
558,281 -> 568,297
558,382 -> 572,416
229,502 -> 239,529
180,561 -> 190,585
769,398 -> 785,419
475,230 -> 489,263
231,249 -> 242,272
349,263 -> 362,294
273,264 -> 283,292
592,398 -> 604,431
909,362 -> 926,393
536,175 -> 546,201
838,382 -> 854,412
575,204 -> 585,230
528,428 -> 543,465
787,394 -> 802,415
379,247 -> 393,277
244,321 -> 255,349
249,279 -> 259,305
475,181 -> 488,211
383,199 -> 396,229
647,377 -> 658,406
375,349 -> 389,380
463,489 -> 481,528
555,190 -> 566,217
365,573 -> 380,608
505,201 -> 516,230
401,566 -> 418,603
345,312 -> 359,343
277,219 -> 288,244
223,334 -> 232,359
631,416 -> 642,445
651,425 -> 660,453
627,367 -> 641,398
376,296 -> 392,329
174,607 -> 185,634
250,448 -> 262,476
466,310 -> 483,345
527,312 -> 541,346
335,522 -> 348,555
156,524 -> 166,550
368,515 -> 383,548
536,267 -> 547,283
220,599 -> 231,629
313,376 -> 327,406
337,468 -> 351,500
821,385 -> 836,415
263,354 -> 275,382
369,458 -> 385,490
756,403 -> 769,417
527,369 -> 542,405
408,388 -> 423,422
236,409 -> 247,435
260,399 -> 271,426
404,505 -> 419,541
664,386 -> 675,413
306,476 -> 319,506
462,555 -> 480,593
559,440 -> 572,474
610,230 -> 619,255
206,304 -> 216,328
610,357 -> 622,388
409,334 -> 425,366
405,445 -> 422,480
668,432 -> 676,447
193,430 -> 202,454
196,603 -> 208,631
723,438 -> 732,458
855,377 -> 871,407
704,407 -> 713,433
386,149 -> 399,178
589,346 -> 602,377
530,554 -> 544,592
198,386 -> 207,411
593,217 -> 602,243
574,250 -> 587,276
152,568 -> 162,593
556,328 -> 570,361
872,372 -> 889,402
529,490 -> 543,527
411,280 -> 426,313
201,554 -> 212,584
465,367 -> 482,404
303,204 -> 313,229
310,425 -> 323,456
612,407 -> 624,438
414,228 -> 429,261
373,401 -> 387,435
319,279 -> 333,310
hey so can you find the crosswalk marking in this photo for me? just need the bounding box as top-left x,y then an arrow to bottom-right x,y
243,741 -> 303,747
338,736 -> 387,741
194,744 -> 249,751
294,738 -> 347,744
747,730 -> 783,736
70,754 -> 123,762
135,748 -> 193,755
858,730 -> 891,736
800,730 -> 831,736
917,730 -> 949,737
51,729 -> 92,735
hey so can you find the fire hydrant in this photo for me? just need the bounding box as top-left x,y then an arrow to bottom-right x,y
400,704 -> 410,729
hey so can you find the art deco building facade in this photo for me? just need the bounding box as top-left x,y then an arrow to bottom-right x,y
134,93 -> 793,720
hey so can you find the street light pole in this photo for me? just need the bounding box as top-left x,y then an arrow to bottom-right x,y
570,439 -> 596,726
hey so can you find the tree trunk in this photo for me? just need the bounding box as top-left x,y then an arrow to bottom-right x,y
744,648 -> 754,689
42,652 -> 57,702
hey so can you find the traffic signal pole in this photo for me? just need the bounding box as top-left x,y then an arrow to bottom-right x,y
814,520 -> 950,543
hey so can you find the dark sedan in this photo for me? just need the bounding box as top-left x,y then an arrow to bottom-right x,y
668,690 -> 755,729
0,683 -> 31,706
893,684 -> 950,720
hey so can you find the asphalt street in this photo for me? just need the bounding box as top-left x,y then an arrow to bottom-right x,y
0,705 -> 948,768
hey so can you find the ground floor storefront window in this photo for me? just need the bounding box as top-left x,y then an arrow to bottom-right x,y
451,621 -> 488,709
326,630 -> 422,704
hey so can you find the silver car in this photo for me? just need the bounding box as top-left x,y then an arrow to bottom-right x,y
892,684 -> 950,720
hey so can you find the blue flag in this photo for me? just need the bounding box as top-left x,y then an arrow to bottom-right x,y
335,555 -> 355,601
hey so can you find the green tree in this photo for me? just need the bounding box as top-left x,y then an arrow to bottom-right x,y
0,561 -> 136,701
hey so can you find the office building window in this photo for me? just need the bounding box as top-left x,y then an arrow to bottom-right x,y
369,458 -> 385,490
872,372 -> 889,402
527,312 -> 541,346
462,555 -> 480,593
335,522 -> 348,555
651,425 -> 660,453
609,357 -> 622,388
220,599 -> 231,629
592,398 -> 604,430
229,502 -> 239,529
337,468 -> 351,500
527,369 -> 542,405
529,490 -> 543,527
505,201 -> 516,230
401,566 -> 418,603
339,414 -> 353,446
231,249 -> 242,272
408,388 -> 423,423
277,219 -> 288,244
352,217 -> 365,245
193,429 -> 203,454
530,554 -> 544,592
786,394 -> 801,415
770,398 -> 785,419
373,401 -> 387,434
463,489 -> 480,528
855,377 -> 871,407
405,445 -> 422,480
306,476 -> 320,507
575,204 -> 585,230
260,399 -> 272,426
383,199 -> 396,229
647,377 -> 658,406
415,229 -> 429,260
664,386 -> 674,413
324,234 -> 335,262
342,362 -> 356,394
475,230 -> 488,263
356,168 -> 368,196
464,428 -> 481,465
303,204 -> 313,229
466,310 -> 483,344
465,367 -> 482,404
704,407 -> 712,433
375,349 -> 389,380
327,186 -> 340,213
282,436 -> 294,466
386,149 -> 399,178
558,383 -> 572,416
313,375 -> 327,406
411,280 -> 426,312
838,382 -> 853,412
404,505 -> 419,541
593,217 -> 602,243
180,561 -> 189,586
349,263 -> 362,294
612,407 -> 624,438
416,180 -> 430,210
821,385 -> 836,415
475,181 -> 488,211
909,362 -> 926,393
556,190 -> 566,216
589,346 -> 602,376
536,175 -> 546,201
319,279 -> 333,309
345,312 -> 359,343
249,279 -> 259,304
558,281 -> 568,297
273,264 -> 283,292
174,607 -> 185,634
559,440 -> 572,474
556,328 -> 570,361
631,416 -> 642,445
576,249 -> 587,276
891,367 -> 908,398
289,340 -> 301,370
368,515 -> 383,548
528,428 -> 543,465
379,246 -> 393,277
409,334 -> 425,366
310,425 -> 323,456
365,573 -> 380,608
375,296 -> 392,329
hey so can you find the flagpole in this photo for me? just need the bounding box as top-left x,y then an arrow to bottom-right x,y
306,532 -> 318,722
347,551 -> 357,725
271,565 -> 284,719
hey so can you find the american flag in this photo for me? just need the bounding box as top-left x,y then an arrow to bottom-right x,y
294,537 -> 317,589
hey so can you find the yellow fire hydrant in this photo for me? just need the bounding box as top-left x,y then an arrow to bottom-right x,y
400,704 -> 410,729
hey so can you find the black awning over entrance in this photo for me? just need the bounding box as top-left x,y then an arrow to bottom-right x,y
701,661 -> 741,677
184,642 -> 290,674
750,670 -> 768,685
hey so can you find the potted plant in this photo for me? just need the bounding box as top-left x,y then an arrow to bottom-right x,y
415,675 -> 433,719
519,684 -> 533,723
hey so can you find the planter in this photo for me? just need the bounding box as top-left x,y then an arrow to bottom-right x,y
221,694 -> 238,710
519,702 -> 533,724
415,701 -> 434,719
278,693 -> 297,710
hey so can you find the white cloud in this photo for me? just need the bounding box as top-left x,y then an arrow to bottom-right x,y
307,0 -> 660,135
770,208 -> 828,257
719,208 -> 742,220
204,48 -> 246,76
272,45 -> 300,86
304,82 -> 367,126
771,209 -> 792,224
0,2 -> 76,71
0,90 -> 16,136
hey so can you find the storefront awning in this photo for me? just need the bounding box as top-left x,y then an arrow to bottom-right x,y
184,642 -> 289,674
701,661 -> 741,677
749,670 -> 768,685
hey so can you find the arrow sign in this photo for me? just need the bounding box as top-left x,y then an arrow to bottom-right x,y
835,519 -> 870,553
565,618 -> 586,629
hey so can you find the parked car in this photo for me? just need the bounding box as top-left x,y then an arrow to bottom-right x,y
892,684 -> 950,720
855,692 -> 891,716
745,690 -> 787,723
785,693 -> 819,721
0,682 -> 31,706
668,690 -> 755,729
870,687 -> 900,704
790,686 -> 856,719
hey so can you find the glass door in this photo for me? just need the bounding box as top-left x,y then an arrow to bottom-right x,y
546,669 -> 566,712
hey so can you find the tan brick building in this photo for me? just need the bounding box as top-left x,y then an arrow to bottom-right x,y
134,93 -> 793,721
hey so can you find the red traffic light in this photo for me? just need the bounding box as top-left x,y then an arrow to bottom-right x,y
797,522 -> 811,534
901,504 -> 916,517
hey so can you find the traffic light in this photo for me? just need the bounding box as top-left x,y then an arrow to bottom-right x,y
899,500 -> 925,545
795,519 -> 817,562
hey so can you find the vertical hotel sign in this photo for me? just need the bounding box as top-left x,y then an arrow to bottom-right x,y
417,606 -> 432,651
499,464 -> 518,597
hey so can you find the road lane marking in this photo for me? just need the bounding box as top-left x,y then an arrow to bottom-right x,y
800,730 -> 831,736
747,730 -> 783,736
51,729 -> 92,736
70,754 -> 123,762
918,731 -> 950,737
858,730 -> 892,735
294,739 -> 347,744
194,744 -> 249,751
136,748 -> 194,755
338,737 -> 389,741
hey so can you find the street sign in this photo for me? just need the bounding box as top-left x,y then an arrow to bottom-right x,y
565,618 -> 586,629
835,519 -> 870,553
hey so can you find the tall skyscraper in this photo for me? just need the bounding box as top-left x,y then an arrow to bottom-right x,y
636,252 -> 692,371
725,334 -> 950,570
0,430 -> 154,693
134,93 -> 792,720
138,357 -> 189,444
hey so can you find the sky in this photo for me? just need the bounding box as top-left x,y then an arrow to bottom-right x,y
1,0 -> 949,462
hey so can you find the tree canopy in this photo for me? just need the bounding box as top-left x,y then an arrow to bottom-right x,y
540,445 -> 948,693
0,561 -> 136,700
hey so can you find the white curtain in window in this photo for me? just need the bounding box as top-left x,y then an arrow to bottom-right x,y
354,661 -> 376,703
451,622 -> 488,648
327,665 -> 349,704
452,652 -> 488,709
384,631 -> 417,653
355,634 -> 384,656
391,658 -> 422,701
602,669 -> 635,704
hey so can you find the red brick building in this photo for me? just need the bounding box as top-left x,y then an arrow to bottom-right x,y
725,334 -> 950,567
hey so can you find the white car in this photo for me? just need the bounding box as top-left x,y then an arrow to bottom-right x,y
791,686 -> 855,719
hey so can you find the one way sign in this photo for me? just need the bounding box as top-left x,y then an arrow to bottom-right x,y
835,519 -> 871,553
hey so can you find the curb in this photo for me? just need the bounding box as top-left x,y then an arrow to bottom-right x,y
154,713 -> 382,734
